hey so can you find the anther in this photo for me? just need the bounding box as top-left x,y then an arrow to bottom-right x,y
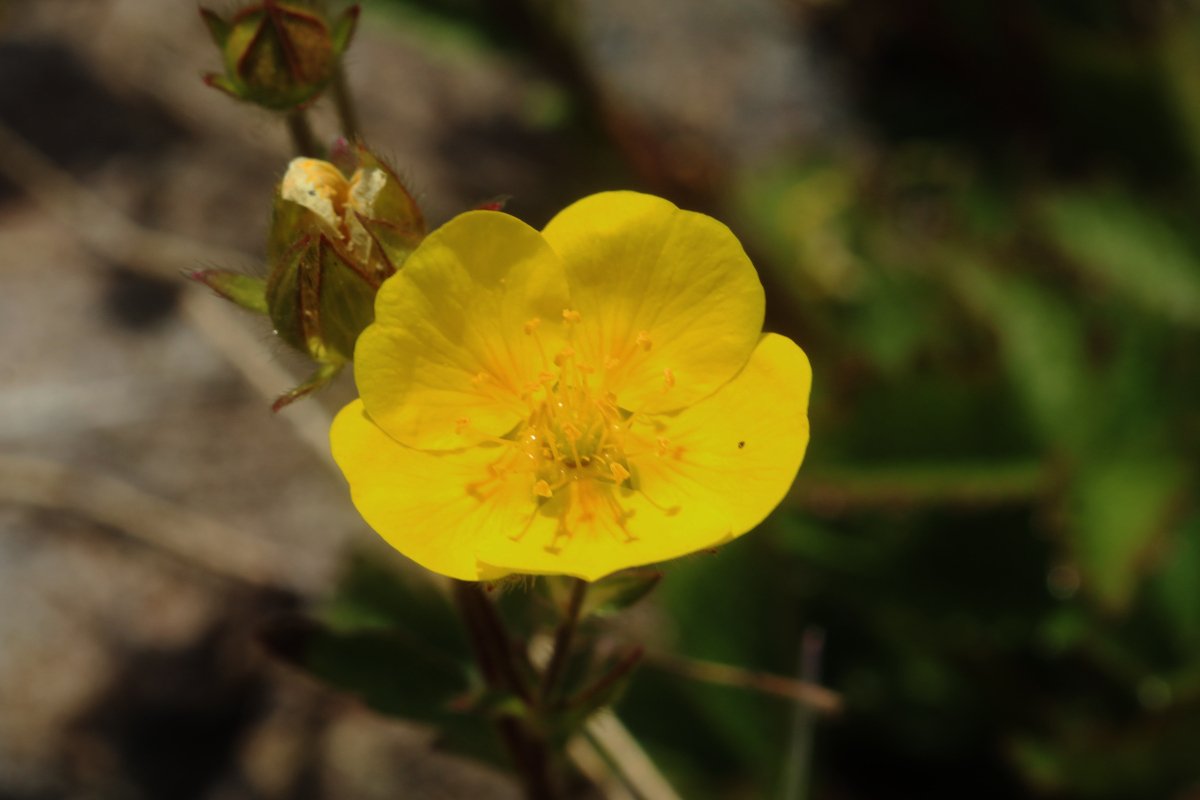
610,462 -> 631,484
635,330 -> 653,351
455,417 -> 471,434
562,423 -> 581,441
562,308 -> 582,324
534,479 -> 553,498
663,367 -> 676,391
523,317 -> 541,335
656,437 -> 671,456
553,347 -> 575,367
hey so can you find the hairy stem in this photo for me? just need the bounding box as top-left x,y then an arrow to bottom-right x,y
330,63 -> 361,140
285,108 -> 320,157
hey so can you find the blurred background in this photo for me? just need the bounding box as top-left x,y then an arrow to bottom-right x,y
2,0 -> 1199,797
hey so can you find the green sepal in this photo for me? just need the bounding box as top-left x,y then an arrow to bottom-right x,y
544,646 -> 643,743
315,234 -> 378,358
187,268 -> 268,314
264,211 -> 308,355
581,569 -> 663,618
265,196 -> 378,363
449,688 -> 529,721
206,2 -> 337,110
199,7 -> 231,48
331,4 -> 361,56
201,72 -> 240,99
354,145 -> 426,266
271,360 -> 341,412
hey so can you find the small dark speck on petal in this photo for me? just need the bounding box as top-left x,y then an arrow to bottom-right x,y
737,441 -> 745,449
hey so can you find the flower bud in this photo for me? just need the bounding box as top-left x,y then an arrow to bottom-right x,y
263,149 -> 425,408
200,1 -> 359,110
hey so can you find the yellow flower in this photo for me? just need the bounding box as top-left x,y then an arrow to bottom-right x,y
331,192 -> 812,581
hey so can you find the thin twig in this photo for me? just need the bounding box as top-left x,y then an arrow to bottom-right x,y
580,710 -> 683,800
781,628 -> 825,800
646,652 -> 842,716
0,454 -> 322,592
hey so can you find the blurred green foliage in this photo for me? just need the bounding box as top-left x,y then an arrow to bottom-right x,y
301,0 -> 1200,797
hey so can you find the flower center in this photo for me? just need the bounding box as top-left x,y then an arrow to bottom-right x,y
461,310 -> 683,552
513,311 -> 635,499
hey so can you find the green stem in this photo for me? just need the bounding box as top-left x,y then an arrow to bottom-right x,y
285,108 -> 320,157
452,581 -> 558,800
540,578 -> 588,706
330,63 -> 361,141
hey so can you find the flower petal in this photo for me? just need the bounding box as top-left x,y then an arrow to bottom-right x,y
356,211 -> 569,449
542,191 -> 765,414
631,333 -> 811,534
331,400 -> 523,581
477,334 -> 811,581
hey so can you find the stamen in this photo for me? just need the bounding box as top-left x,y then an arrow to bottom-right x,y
534,479 -> 553,498
553,346 -> 575,367
663,367 -> 676,391
562,308 -> 582,324
635,330 -> 653,351
610,462 -> 630,484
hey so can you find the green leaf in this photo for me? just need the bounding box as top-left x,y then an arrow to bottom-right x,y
949,258 -> 1092,449
1070,456 -> 1191,613
319,549 -> 470,659
257,611 -> 469,726
1038,190 -> 1200,326
1149,512 -> 1200,656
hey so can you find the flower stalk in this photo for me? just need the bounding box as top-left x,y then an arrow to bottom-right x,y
452,581 -> 560,800
285,108 -> 320,158
540,578 -> 588,707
